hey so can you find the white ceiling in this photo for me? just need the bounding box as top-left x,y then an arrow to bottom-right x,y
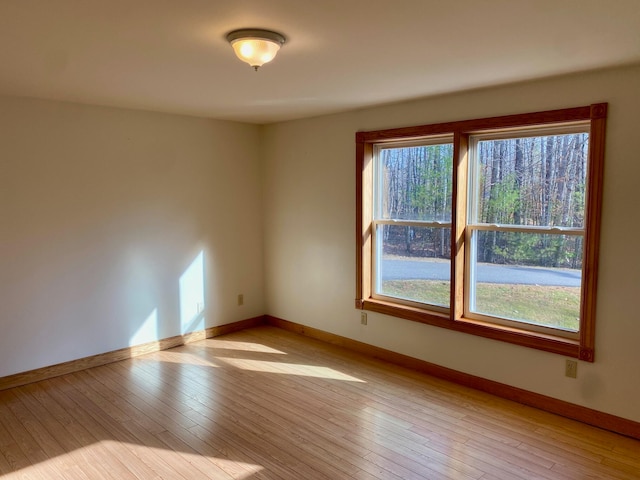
1,0 -> 639,124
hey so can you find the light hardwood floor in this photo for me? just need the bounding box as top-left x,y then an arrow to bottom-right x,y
0,326 -> 638,479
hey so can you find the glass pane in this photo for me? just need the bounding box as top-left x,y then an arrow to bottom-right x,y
375,224 -> 451,308
469,230 -> 583,331
377,143 -> 453,222
474,133 -> 588,228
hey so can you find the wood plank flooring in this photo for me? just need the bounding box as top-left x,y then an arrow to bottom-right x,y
0,326 -> 638,479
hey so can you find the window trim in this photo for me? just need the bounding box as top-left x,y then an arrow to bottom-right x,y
356,104 -> 607,361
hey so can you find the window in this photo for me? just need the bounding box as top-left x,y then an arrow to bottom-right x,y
373,138 -> 454,311
356,104 -> 606,360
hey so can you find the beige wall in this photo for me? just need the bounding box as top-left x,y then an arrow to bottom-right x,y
1,96 -> 264,377
2,64 -> 639,423
262,64 -> 640,422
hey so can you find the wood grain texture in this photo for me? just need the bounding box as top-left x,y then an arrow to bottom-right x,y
361,298 -> 581,357
451,131 -> 468,320
580,103 -> 608,362
266,315 -> 640,441
0,316 -> 265,392
0,325 -> 638,479
356,136 -> 374,308
356,105 -> 593,142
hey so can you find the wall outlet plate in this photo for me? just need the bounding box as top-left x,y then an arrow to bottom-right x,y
565,359 -> 578,378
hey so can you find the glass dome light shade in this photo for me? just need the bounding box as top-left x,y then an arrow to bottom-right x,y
231,38 -> 280,68
226,29 -> 286,70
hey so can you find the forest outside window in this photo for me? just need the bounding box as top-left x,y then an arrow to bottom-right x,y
356,104 -> 607,360
373,137 -> 454,311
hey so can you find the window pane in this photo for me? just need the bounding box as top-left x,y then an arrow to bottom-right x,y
474,133 -> 588,228
375,224 -> 451,308
469,230 -> 582,331
377,143 -> 453,222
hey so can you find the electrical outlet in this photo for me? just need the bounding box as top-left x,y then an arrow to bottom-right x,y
565,359 -> 577,378
237,294 -> 244,306
360,312 -> 367,325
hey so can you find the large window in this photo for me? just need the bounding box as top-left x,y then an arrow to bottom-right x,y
356,104 -> 606,360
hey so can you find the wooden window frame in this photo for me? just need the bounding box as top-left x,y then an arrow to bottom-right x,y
356,104 -> 607,361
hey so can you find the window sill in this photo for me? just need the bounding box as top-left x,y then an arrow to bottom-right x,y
361,298 -> 588,360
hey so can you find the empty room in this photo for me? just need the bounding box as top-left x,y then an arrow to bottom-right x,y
1,1 -> 639,478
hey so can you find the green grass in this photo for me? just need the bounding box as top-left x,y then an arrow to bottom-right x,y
381,280 -> 580,331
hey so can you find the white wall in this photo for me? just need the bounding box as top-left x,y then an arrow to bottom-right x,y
262,64 -> 640,422
0,96 -> 264,377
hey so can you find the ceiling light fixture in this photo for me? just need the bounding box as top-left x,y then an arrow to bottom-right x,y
226,28 -> 286,71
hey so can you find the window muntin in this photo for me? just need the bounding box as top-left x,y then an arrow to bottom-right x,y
356,104 -> 606,360
372,139 -> 453,309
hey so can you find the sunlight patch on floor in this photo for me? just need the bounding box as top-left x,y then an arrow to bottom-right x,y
121,442 -> 265,479
155,351 -> 220,367
0,441 -> 264,479
217,357 -> 366,382
204,339 -> 287,355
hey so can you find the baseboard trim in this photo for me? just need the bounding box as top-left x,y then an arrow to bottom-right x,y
4,314 -> 638,440
265,315 -> 640,440
0,316 -> 266,391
